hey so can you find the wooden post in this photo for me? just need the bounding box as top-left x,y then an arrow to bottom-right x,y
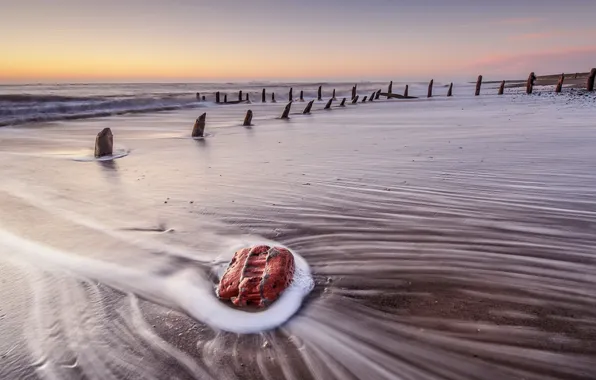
300,90 -> 304,102
271,92 -> 276,103
556,74 -> 564,93
588,68 -> 596,92
191,113 -> 206,138
351,95 -> 359,104
317,86 -> 322,101
332,89 -> 336,100
404,85 -> 409,97
375,90 -> 381,100
238,91 -> 243,102
224,94 -> 228,103
215,91 -> 220,103
196,92 -> 201,100
246,93 -> 251,103
526,72 -> 536,94
497,81 -> 505,95
324,98 -> 333,109
243,110 -> 253,126
303,100 -> 314,114
475,75 -> 482,96
202,96 -> 206,101
339,98 -> 346,107
94,128 -> 113,158
447,83 -> 453,97
262,88 -> 266,103
362,96 -> 368,102
388,81 -> 393,95
281,102 -> 292,119
427,80 -> 433,98
369,92 -> 375,102
289,88 -> 293,101
352,85 -> 357,100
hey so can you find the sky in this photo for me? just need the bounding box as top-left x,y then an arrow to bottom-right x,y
1,0 -> 595,83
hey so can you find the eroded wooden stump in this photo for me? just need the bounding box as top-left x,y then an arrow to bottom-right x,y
224,94 -> 228,103
281,102 -> 292,119
588,68 -> 596,92
404,85 -> 409,97
243,110 -> 253,126
238,91 -> 243,102
388,81 -> 393,95
498,80 -> 505,95
375,90 -> 381,100
216,91 -> 221,103
94,128 -> 113,158
271,93 -> 276,103
351,95 -> 359,104
191,113 -> 206,138
332,89 -> 336,100
362,96 -> 368,102
447,83 -> 453,97
300,90 -> 304,102
340,98 -> 346,107
289,88 -> 293,101
262,88 -> 266,103
427,80 -> 433,98
196,92 -> 201,100
475,75 -> 482,96
526,72 -> 536,94
324,98 -> 333,109
317,86 -> 322,101
303,100 -> 314,114
352,85 -> 357,100
556,74 -> 565,93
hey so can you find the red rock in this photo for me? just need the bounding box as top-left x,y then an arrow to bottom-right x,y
217,245 -> 295,308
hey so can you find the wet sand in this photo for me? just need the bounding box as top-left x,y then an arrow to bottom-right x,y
1,85 -> 596,379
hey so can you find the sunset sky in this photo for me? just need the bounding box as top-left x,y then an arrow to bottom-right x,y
1,0 -> 595,83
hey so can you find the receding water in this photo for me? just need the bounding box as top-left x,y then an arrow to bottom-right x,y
0,84 -> 595,380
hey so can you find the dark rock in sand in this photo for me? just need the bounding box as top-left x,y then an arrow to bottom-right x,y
216,245 -> 295,308
243,110 -> 253,126
191,113 -> 206,138
94,128 -> 113,158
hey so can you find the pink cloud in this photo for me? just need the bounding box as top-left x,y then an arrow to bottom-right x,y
490,17 -> 544,26
509,32 -> 555,41
466,46 -> 596,78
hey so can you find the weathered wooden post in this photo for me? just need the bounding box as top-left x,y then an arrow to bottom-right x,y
271,93 -> 276,103
324,98 -> 333,109
224,94 -> 228,103
427,80 -> 434,98
300,90 -> 304,102
289,88 -> 293,101
281,102 -> 292,119
191,113 -> 206,138
332,89 -> 336,100
94,128 -> 113,158
303,100 -> 314,114
375,90 -> 381,99
243,110 -> 253,126
238,91 -> 243,102
246,93 -> 251,103
262,89 -> 266,103
351,95 -> 359,104
339,98 -> 346,107
202,96 -> 206,101
215,91 -> 221,103
362,96 -> 368,102
196,92 -> 201,100
587,68 -> 596,92
317,86 -> 322,101
475,75 -> 482,96
404,85 -> 409,97
388,81 -> 393,95
526,72 -> 536,94
556,74 -> 565,93
369,92 -> 375,102
498,80 -> 505,95
352,85 -> 357,100
447,83 -> 453,97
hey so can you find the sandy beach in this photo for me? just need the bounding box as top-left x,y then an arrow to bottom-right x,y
1,82 -> 596,380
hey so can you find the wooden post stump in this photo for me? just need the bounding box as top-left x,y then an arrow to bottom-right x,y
262,89 -> 266,103
475,75 -> 482,96
339,98 -> 346,107
224,94 -> 228,103
447,83 -> 453,97
271,93 -> 276,103
303,100 -> 314,114
427,80 -> 433,98
369,92 -> 375,102
216,92 -> 220,103
317,86 -> 322,101
526,72 -> 536,94
352,85 -> 357,100
362,96 -> 368,102
404,85 -> 409,97
375,90 -> 381,100
196,92 -> 201,100
332,89 -> 336,100
191,113 -> 206,138
94,128 -> 113,158
246,93 -> 251,103
281,102 -> 292,119
289,88 -> 293,101
498,80 -> 505,95
202,96 -> 206,101
243,110 -> 253,126
587,68 -> 596,92
300,90 -> 304,102
556,74 -> 565,93
238,91 -> 243,102
351,95 -> 359,104
324,98 -> 333,109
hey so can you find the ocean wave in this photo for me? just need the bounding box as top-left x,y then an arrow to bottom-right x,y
0,93 -> 207,127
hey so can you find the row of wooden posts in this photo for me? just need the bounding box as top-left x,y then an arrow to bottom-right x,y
195,69 -> 596,105
95,69 -> 596,157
